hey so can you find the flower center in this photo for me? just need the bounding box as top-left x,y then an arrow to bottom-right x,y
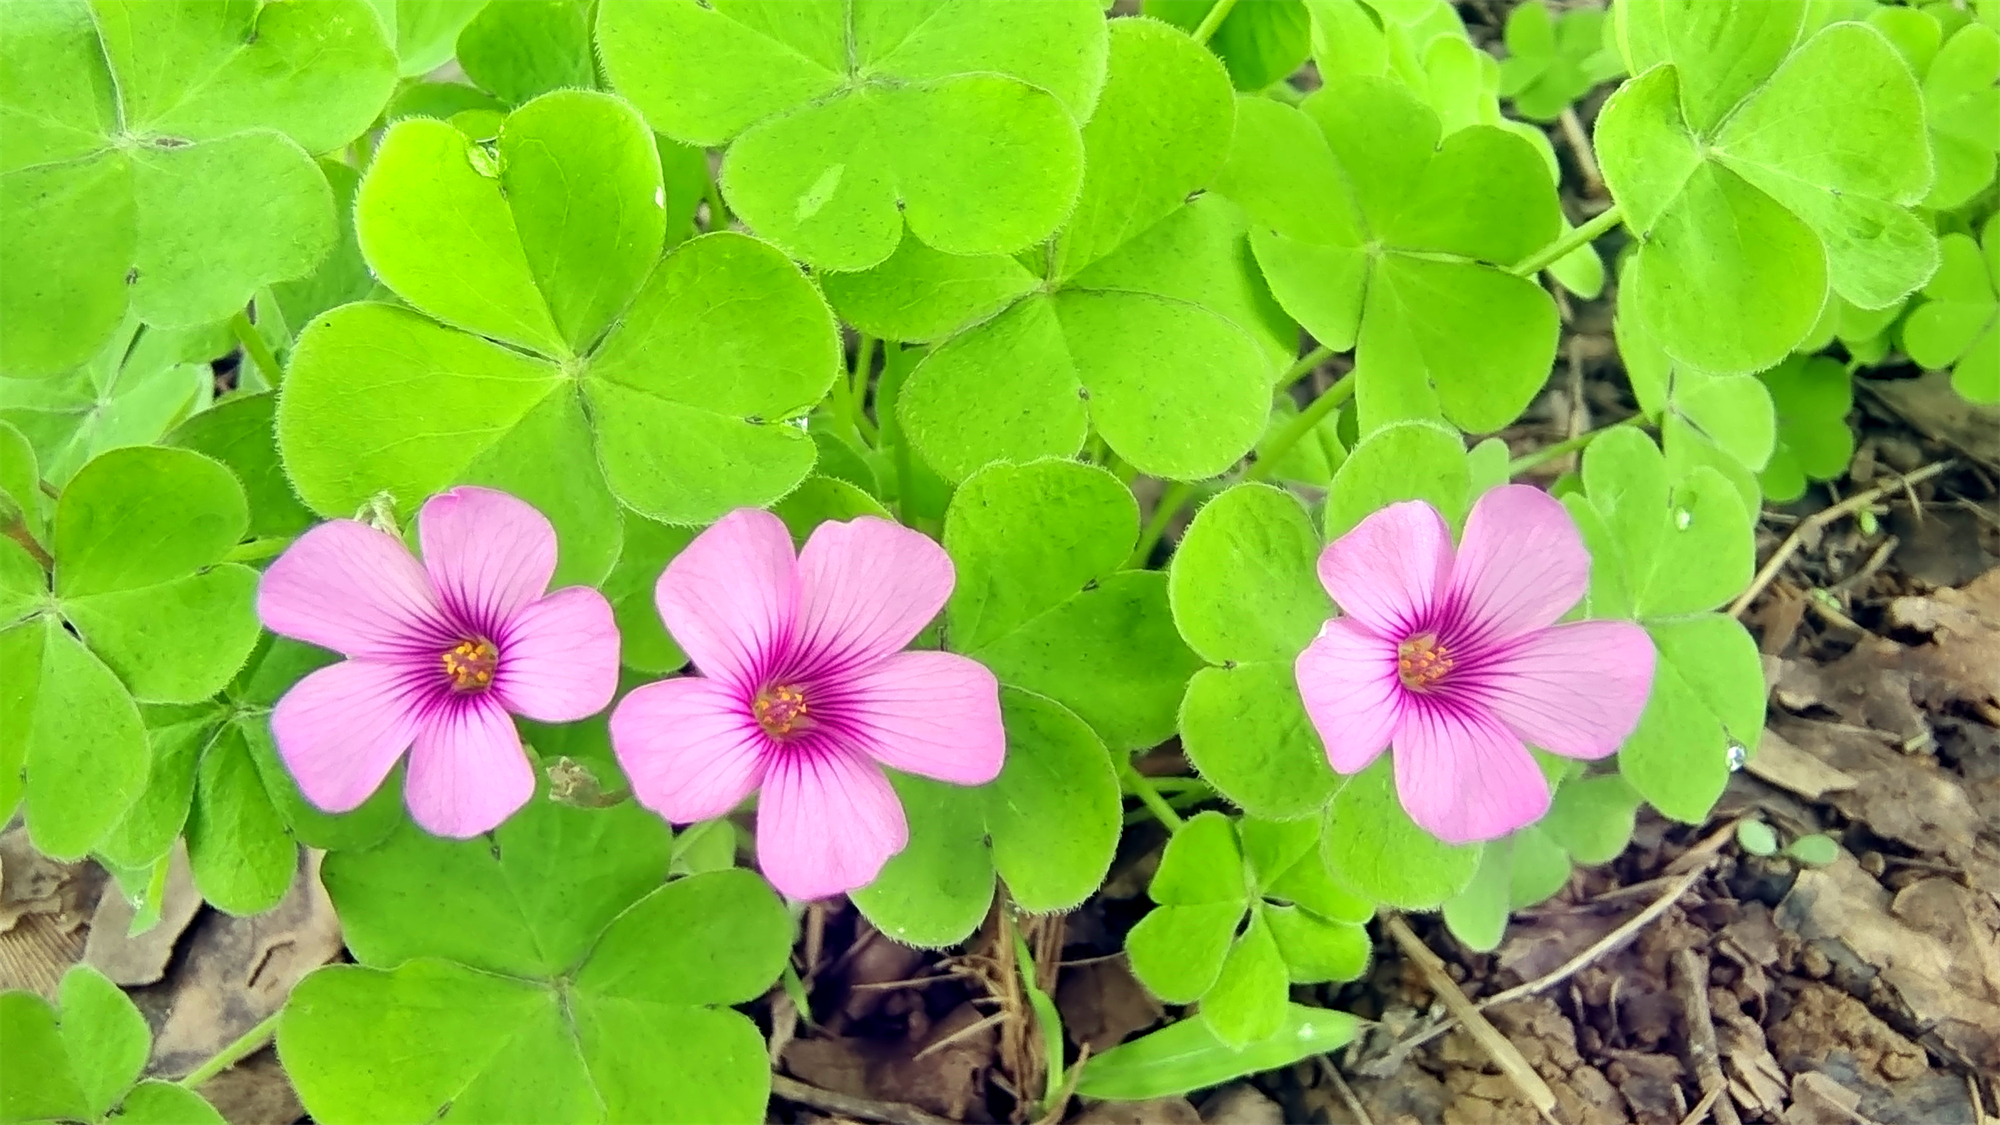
441,638 -> 499,693
1397,632 -> 1453,692
753,683 -> 812,738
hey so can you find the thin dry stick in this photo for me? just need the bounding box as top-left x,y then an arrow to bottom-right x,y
1558,107 -> 1605,196
1729,461 -> 1954,617
1384,915 -> 1559,1118
1482,863 -> 1710,1010
1032,1045 -> 1092,1125
1318,1056 -> 1376,1125
911,1011 -> 1008,1062
1676,1084 -> 1724,1125
1673,948 -> 1741,1125
770,1075 -> 960,1125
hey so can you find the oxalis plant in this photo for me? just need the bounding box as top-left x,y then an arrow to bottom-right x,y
0,0 -> 1990,1120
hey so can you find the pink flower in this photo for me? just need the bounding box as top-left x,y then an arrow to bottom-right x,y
258,487 -> 619,837
609,510 -> 1005,901
1296,485 -> 1655,844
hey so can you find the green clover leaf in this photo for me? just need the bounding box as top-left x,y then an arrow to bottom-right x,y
1125,812 -> 1371,1048
1214,78 -> 1563,434
278,91 -> 842,580
1149,0 -> 1312,90
1564,428 -> 1763,823
1597,1 -> 1937,376
0,0 -> 397,377
859,20 -> 1290,483
1758,356 -> 1856,504
944,460 -> 1200,751
1902,216 -> 2000,404
1306,0 -> 1468,88
384,0 -> 490,76
0,315 -> 223,487
286,793 -> 791,1125
1869,7 -> 2000,211
1497,1 -> 1624,122
0,965 -> 225,1125
2,446 -> 264,861
457,0 -> 596,107
1441,767 -> 1642,950
596,0 -> 1105,271
166,393 -> 316,540
849,687 -> 1120,947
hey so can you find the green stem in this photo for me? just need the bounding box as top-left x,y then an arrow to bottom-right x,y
1005,915 -> 1066,1113
1506,415 -> 1644,477
1510,204 -> 1623,278
1244,371 -> 1357,483
1128,479 -> 1194,568
1278,343 -> 1335,390
850,335 -> 879,445
177,1011 -> 280,1089
1118,756 -> 1185,830
229,310 -> 283,386
1190,0 -> 1239,44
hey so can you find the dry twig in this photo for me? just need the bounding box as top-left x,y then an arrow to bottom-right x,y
770,1076 -> 961,1125
1729,461 -> 1954,617
1318,1056 -> 1376,1125
1672,948 -> 1741,1125
1385,915 -> 1559,1119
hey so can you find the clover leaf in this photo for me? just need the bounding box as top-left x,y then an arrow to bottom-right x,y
457,0 -> 597,107
944,460 -> 1200,751
0,965 -> 226,1125
1902,216 -> 2000,404
1306,0 -> 1467,87
277,90 -> 842,580
596,0 -> 1105,271
1596,1 -> 1937,376
1213,77 -> 1563,434
1869,7 -> 2000,210
166,393 -> 316,540
0,0 -> 397,377
1496,1 -> 1623,122
1669,369 -> 1776,478
1564,428 -> 1763,822
1758,356 -> 1855,503
1124,813 -> 1371,1048
284,792 -> 792,1125
850,687 -> 1120,946
851,20 -> 1291,483
97,636 -> 402,916
0,315 -> 223,486
2,446 -> 262,861
1149,0 -> 1312,90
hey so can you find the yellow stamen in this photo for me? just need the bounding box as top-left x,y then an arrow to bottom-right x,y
753,683 -> 811,737
441,638 -> 499,693
1397,633 -> 1453,692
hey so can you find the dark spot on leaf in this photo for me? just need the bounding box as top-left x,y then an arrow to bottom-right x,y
1185,188 -> 1206,204
1077,387 -> 1090,400
746,415 -> 766,425
124,267 -> 138,285
1082,578 -> 1099,592
1223,660 -> 1238,670
153,136 -> 190,149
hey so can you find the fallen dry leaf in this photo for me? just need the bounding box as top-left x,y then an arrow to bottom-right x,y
83,843 -> 202,986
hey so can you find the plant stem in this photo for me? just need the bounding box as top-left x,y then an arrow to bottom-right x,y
177,1011 -> 281,1089
1244,371 -> 1357,483
1506,414 -> 1643,476
703,170 -> 730,233
1509,203 -> 1623,278
1128,479 -> 1194,568
1118,756 -> 1184,830
1190,0 -> 1239,44
851,335 -> 879,444
1005,914 -> 1066,1113
1278,343 -> 1335,390
229,310 -> 283,386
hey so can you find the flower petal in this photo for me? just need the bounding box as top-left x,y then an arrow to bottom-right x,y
404,695 -> 534,837
271,659 -> 424,813
258,520 -> 450,659
1392,701 -> 1550,845
756,742 -> 908,901
655,508 -> 797,691
1446,484 -> 1589,646
610,676 -> 769,823
790,517 -> 954,678
494,587 -> 620,722
829,650 -> 1004,785
1318,501 -> 1453,637
1457,621 -> 1656,761
419,487 -> 559,637
1296,618 -> 1404,774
